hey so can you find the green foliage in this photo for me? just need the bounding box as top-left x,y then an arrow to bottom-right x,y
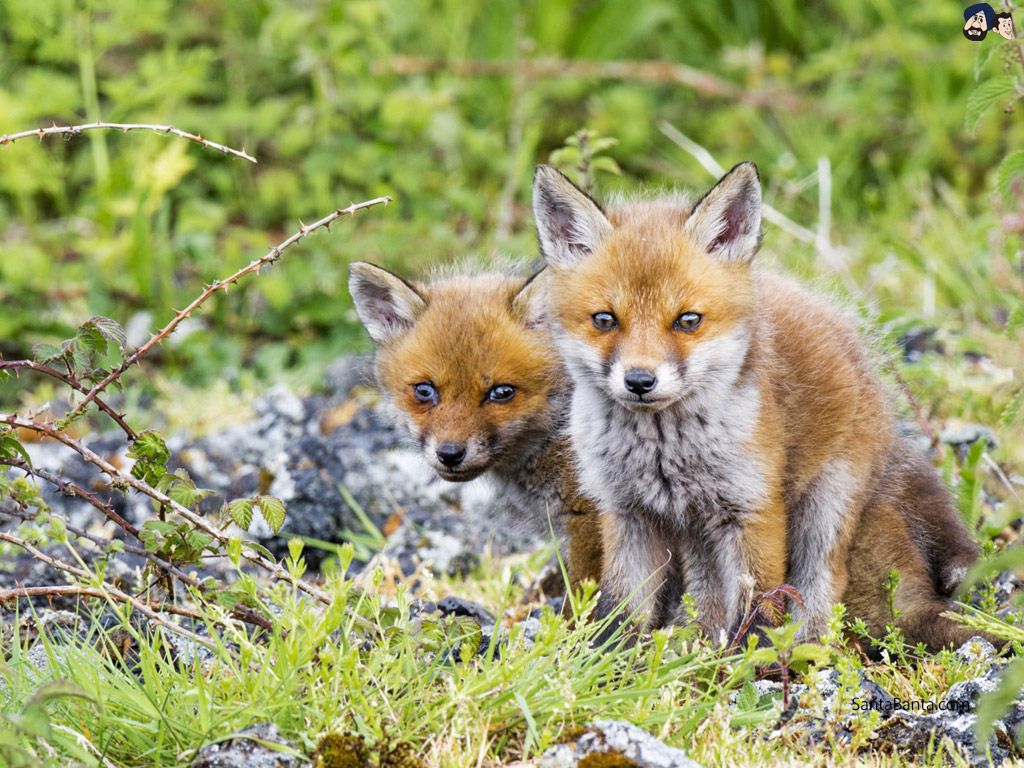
127,430 -> 170,486
997,149 -> 1024,202
0,680 -> 96,767
964,76 -> 1018,133
549,129 -> 622,195
956,438 -> 989,531
1,0 -> 1022,398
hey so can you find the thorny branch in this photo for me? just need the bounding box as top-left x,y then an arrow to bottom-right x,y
0,415 -> 381,636
62,196 -> 392,427
0,457 -> 139,537
0,360 -> 138,441
0,122 -> 257,164
0,502 -> 274,631
0,530 -> 214,648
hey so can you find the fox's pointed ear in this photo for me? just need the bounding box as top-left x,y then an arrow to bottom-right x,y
532,165 -> 612,268
510,268 -> 548,329
348,262 -> 426,344
683,162 -> 762,264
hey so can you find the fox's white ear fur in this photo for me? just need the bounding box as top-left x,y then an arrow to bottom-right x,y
510,268 -> 549,329
683,162 -> 762,264
348,262 -> 426,344
532,165 -> 613,268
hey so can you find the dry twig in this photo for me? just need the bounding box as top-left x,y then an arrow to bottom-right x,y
381,56 -> 804,112
63,196 -> 392,426
0,122 -> 256,164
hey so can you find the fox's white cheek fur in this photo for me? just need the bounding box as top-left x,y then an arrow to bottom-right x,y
679,328 -> 751,404
552,329 -> 612,392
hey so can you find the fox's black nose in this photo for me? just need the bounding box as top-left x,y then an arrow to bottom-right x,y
624,369 -> 657,395
436,442 -> 467,467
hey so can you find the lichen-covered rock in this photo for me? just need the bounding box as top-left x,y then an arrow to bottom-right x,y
190,723 -> 303,768
540,720 -> 702,768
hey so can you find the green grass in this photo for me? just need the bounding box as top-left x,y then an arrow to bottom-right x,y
1,545 -> 762,767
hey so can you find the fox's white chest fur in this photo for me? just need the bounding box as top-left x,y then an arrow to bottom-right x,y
570,379 -> 767,522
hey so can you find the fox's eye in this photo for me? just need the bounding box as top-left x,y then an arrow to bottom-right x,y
592,312 -> 618,331
412,382 -> 439,405
487,384 -> 516,403
674,312 -> 703,332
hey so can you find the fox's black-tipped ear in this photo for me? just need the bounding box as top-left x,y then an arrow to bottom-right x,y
683,162 -> 762,264
348,262 -> 426,344
510,268 -> 549,329
532,165 -> 612,268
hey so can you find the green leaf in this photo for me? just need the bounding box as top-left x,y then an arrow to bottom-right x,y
257,495 -> 287,534
591,156 -> 622,176
0,436 -> 32,467
163,468 -> 213,508
31,343 -> 63,364
964,76 -> 1017,133
128,431 -> 170,486
958,438 -> 988,530
75,325 -> 108,356
997,150 -> 1024,203
736,681 -> 759,711
226,498 -> 254,530
1001,388 -> 1023,429
83,316 -> 127,352
185,529 -> 215,554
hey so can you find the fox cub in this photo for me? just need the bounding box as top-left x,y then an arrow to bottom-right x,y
532,162 -> 981,648
348,263 -> 602,588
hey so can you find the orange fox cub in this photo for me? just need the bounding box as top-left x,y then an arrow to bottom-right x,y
532,162 -> 981,648
348,263 -> 602,588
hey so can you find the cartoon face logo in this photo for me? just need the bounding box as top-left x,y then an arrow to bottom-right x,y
995,12 -> 1016,40
963,3 -> 996,40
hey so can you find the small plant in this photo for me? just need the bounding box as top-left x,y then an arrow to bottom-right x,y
548,128 -> 622,195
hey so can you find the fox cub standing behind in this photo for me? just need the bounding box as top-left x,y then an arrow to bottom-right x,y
348,263 -> 602,588
532,162 -> 981,649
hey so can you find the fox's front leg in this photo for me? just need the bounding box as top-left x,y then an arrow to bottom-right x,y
787,461 -> 863,641
592,511 -> 674,640
682,499 -> 787,645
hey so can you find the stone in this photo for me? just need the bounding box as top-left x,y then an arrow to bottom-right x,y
190,722 -> 303,767
540,720 -> 702,768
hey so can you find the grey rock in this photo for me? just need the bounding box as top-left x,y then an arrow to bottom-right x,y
941,423 -> 998,453
954,635 -> 999,665
435,595 -> 495,626
541,720 -> 701,768
190,723 -> 304,768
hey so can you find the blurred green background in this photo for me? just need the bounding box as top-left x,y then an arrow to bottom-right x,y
0,0 -> 1020,445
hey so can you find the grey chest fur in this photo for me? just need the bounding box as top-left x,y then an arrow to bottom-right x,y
570,383 -> 766,524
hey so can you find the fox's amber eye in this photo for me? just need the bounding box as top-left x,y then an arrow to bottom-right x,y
412,382 -> 439,405
674,312 -> 703,332
592,312 -> 618,331
487,384 -> 516,403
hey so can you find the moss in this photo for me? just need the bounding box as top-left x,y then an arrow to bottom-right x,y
313,732 -> 368,768
577,750 -> 639,768
379,741 -> 427,768
557,725 -> 596,744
